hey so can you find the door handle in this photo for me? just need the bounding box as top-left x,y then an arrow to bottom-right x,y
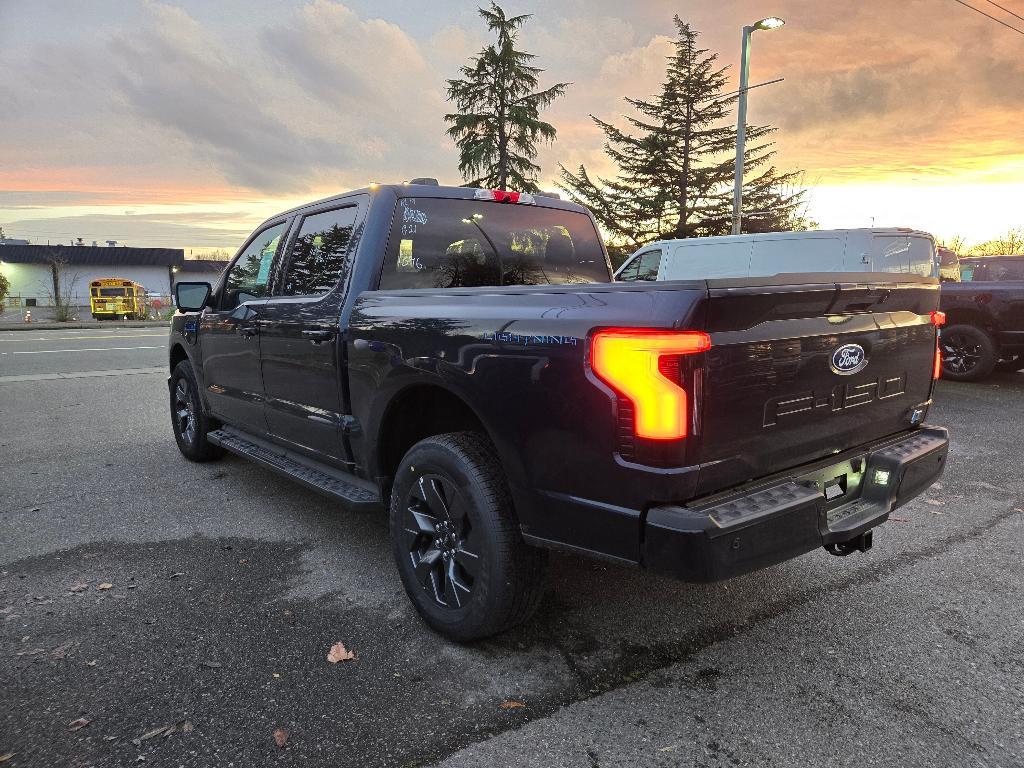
238,325 -> 259,338
303,328 -> 336,343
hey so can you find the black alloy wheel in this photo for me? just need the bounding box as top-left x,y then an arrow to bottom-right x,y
940,324 -> 997,382
174,377 -> 198,446
402,474 -> 481,609
389,432 -> 547,642
170,360 -> 224,462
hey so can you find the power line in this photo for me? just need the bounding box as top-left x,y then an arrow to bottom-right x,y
982,0 -> 1024,23
950,0 -> 1024,35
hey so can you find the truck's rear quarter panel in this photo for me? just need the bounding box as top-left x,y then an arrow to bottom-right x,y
348,283 -> 707,562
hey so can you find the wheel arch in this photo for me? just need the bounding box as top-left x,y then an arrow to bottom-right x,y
372,382 -> 501,501
169,342 -> 189,373
942,309 -> 998,340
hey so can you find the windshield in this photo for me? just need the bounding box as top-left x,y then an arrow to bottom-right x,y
379,198 -> 610,290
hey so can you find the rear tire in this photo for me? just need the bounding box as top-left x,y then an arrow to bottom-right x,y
390,432 -> 548,642
940,324 -> 997,382
170,360 -> 224,462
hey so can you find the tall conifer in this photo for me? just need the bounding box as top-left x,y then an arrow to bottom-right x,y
560,18 -> 807,250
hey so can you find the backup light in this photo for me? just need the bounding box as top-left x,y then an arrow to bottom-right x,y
590,329 -> 711,440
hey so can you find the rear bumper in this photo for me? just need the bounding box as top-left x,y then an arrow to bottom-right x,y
643,426 -> 949,582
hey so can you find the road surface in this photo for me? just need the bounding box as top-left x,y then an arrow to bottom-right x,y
1,328 -> 1021,767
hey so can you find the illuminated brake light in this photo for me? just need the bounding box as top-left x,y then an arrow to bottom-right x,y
590,330 -> 711,440
473,188 -> 536,205
930,310 -> 946,327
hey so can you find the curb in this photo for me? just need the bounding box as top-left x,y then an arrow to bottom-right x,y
0,321 -> 170,331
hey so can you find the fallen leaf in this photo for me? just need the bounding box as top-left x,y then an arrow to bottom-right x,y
97,583 -> 113,591
924,499 -> 944,506
326,642 -> 356,663
238,559 -> 248,565
181,721 -> 194,734
889,516 -> 910,523
273,727 -> 289,748
137,724 -> 174,742
499,699 -> 526,709
69,583 -> 89,593
272,673 -> 280,679
69,717 -> 91,731
0,753 -> 14,762
85,660 -> 97,667
51,641 -> 74,659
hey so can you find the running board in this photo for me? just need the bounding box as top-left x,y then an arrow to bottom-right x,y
208,427 -> 382,511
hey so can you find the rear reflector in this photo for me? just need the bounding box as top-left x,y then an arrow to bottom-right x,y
590,330 -> 711,440
934,339 -> 942,380
473,188 -> 535,205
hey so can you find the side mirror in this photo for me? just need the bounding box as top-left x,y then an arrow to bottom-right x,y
174,282 -> 212,312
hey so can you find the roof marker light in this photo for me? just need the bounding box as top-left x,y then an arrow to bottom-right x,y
473,189 -> 535,205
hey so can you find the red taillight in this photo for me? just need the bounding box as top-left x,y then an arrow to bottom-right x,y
930,310 -> 946,327
473,188 -> 535,204
590,329 -> 711,440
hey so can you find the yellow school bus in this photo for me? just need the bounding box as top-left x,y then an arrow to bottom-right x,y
89,278 -> 150,320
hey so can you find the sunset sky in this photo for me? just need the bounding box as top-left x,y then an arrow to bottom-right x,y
2,0 -> 1022,255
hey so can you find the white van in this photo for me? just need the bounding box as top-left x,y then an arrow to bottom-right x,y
614,228 -> 939,282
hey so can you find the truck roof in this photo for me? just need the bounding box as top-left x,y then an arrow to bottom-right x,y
644,228 -> 935,248
264,182 -> 589,225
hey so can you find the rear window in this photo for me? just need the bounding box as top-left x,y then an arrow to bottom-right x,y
99,287 -> 126,297
962,259 -> 1024,282
378,198 -> 609,290
870,235 -> 936,277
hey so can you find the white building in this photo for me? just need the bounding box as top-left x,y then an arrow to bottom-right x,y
0,244 -> 227,307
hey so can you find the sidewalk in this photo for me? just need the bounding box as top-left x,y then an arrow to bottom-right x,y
0,320 -> 170,331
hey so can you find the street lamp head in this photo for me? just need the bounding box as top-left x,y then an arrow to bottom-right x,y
753,17 -> 785,30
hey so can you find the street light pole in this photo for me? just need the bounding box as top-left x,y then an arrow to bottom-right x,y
731,17 -> 784,236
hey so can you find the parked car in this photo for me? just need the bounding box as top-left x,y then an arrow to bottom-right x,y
169,183 -> 948,641
940,255 -> 1024,380
614,228 -> 939,282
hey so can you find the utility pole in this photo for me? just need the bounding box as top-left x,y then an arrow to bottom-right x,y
731,17 -> 785,236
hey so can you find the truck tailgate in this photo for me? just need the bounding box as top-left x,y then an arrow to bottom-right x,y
695,275 -> 940,496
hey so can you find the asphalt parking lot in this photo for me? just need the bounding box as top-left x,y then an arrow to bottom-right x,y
1,328 -> 1022,767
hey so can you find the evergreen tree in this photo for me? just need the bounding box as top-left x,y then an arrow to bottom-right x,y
445,3 -> 568,192
560,17 -> 808,250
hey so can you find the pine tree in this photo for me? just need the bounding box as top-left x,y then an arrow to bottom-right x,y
560,17 -> 807,250
445,3 -> 568,193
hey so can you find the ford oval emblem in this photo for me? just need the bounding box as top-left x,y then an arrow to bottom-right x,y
831,343 -> 868,375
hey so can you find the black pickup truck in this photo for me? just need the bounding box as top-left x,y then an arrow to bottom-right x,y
940,255 -> 1024,380
169,183 -> 949,640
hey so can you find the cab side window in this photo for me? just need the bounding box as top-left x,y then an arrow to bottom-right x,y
222,221 -> 289,310
281,206 -> 359,296
618,249 -> 661,281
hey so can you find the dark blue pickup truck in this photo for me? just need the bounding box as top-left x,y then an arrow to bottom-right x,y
940,255 -> 1024,380
168,182 -> 948,640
